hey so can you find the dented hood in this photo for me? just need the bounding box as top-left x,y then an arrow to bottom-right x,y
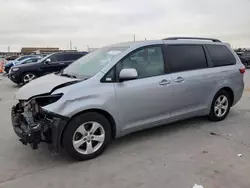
16,74 -> 79,100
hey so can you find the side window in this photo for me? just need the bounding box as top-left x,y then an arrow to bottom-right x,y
165,45 -> 207,73
72,53 -> 84,60
50,54 -> 63,62
62,54 -> 73,61
103,68 -> 115,82
206,44 -> 236,67
116,46 -> 165,79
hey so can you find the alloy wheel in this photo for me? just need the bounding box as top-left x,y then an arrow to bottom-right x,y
72,121 -> 105,155
23,73 -> 36,83
214,95 -> 229,117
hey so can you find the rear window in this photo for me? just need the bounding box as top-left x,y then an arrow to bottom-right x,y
165,45 -> 207,73
206,45 -> 236,67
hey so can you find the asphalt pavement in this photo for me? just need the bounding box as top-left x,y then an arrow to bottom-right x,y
0,71 -> 250,188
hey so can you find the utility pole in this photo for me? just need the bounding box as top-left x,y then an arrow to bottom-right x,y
70,40 -> 72,50
133,34 -> 135,41
8,46 -> 10,53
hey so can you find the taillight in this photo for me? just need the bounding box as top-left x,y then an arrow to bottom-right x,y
239,68 -> 246,74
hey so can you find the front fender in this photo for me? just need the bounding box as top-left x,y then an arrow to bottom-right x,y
42,83 -> 120,136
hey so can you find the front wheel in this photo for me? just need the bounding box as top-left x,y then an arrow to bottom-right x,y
62,112 -> 112,161
208,90 -> 232,121
22,72 -> 37,84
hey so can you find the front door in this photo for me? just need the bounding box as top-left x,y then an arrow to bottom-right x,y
40,54 -> 65,75
114,45 -> 173,133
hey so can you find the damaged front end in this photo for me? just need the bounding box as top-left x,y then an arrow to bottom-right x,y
11,94 -> 69,152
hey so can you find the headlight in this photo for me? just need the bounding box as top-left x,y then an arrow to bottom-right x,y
34,93 -> 63,107
12,67 -> 19,72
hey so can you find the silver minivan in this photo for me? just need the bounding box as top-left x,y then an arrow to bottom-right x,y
11,37 -> 245,160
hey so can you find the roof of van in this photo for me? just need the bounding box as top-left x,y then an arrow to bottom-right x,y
109,37 -> 226,48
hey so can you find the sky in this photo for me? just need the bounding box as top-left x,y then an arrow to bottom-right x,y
0,0 -> 250,52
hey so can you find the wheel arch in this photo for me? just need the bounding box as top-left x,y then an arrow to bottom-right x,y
217,87 -> 234,106
22,70 -> 39,76
60,108 -> 117,147
20,71 -> 37,83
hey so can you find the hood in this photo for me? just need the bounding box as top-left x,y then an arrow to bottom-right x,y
16,74 -> 79,100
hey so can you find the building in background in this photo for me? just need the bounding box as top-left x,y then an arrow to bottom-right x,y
21,47 -> 60,54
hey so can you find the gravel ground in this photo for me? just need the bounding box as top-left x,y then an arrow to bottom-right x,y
0,71 -> 250,188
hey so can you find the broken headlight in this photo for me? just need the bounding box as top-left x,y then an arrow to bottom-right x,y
35,93 -> 63,107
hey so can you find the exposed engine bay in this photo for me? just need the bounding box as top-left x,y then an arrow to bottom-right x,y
11,94 -> 68,152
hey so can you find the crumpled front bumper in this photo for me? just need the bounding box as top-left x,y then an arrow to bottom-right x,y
11,103 -> 69,152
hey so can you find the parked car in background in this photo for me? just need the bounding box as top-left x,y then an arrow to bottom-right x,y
4,55 -> 41,73
239,56 -> 250,68
11,37 -> 245,160
6,55 -> 19,61
236,52 -> 250,68
8,51 -> 87,84
12,56 -> 42,66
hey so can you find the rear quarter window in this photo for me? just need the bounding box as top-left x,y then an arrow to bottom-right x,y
206,44 -> 236,67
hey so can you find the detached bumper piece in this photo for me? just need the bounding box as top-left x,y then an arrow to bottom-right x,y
11,101 -> 68,152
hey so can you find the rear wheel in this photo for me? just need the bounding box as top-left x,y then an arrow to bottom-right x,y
62,112 -> 112,161
22,72 -> 36,84
208,90 -> 232,121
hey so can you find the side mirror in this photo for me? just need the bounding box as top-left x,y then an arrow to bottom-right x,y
44,58 -> 51,64
119,68 -> 138,82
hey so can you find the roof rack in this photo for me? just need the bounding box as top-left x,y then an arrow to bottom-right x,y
163,37 -> 221,43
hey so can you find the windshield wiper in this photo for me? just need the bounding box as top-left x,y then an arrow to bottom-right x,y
60,73 -> 77,78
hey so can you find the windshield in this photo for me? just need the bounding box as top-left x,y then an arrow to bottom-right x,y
15,55 -> 38,62
15,56 -> 24,61
20,58 -> 31,63
62,46 -> 128,78
14,58 -> 31,65
16,57 -> 37,65
38,53 -> 54,63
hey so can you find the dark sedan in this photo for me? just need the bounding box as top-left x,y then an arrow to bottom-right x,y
8,51 -> 87,84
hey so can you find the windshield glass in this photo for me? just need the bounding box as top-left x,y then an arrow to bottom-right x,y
15,55 -> 38,62
20,58 -> 31,63
62,46 -> 128,78
38,53 -> 54,63
15,56 -> 24,61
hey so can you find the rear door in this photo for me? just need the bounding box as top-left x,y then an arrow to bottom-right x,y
204,44 -> 240,105
62,53 -> 84,67
164,44 -> 211,118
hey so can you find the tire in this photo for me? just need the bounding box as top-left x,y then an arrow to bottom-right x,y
5,67 -> 10,74
208,90 -> 232,121
62,112 -> 112,161
21,72 -> 37,84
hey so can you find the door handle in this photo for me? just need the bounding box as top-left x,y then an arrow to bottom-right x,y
159,79 -> 171,85
59,62 -> 65,65
174,77 -> 184,83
